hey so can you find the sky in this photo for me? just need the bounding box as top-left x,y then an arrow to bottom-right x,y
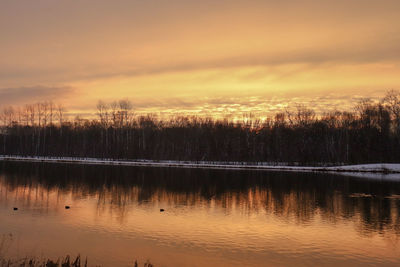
1,0 -> 400,118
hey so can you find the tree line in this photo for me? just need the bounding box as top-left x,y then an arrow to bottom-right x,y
1,91 -> 400,164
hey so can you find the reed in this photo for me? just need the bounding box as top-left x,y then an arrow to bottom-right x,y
0,256 -> 154,267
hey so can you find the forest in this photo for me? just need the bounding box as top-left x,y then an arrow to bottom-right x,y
0,90 -> 400,165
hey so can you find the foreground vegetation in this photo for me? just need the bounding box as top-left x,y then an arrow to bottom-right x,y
1,91 -> 400,164
1,255 -> 85,267
0,255 -> 153,267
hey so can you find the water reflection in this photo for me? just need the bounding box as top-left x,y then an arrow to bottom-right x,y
0,162 -> 400,266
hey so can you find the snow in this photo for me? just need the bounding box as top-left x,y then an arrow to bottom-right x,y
0,155 -> 399,179
326,163 -> 400,173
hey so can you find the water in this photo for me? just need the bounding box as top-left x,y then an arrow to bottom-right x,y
0,162 -> 399,267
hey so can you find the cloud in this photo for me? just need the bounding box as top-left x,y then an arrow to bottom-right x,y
0,86 -> 74,106
114,93 -> 388,119
1,0 -> 399,116
9,39 -> 400,86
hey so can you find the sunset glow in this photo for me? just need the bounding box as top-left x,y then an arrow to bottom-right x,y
1,0 -> 399,117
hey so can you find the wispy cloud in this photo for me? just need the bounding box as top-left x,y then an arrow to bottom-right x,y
1,35 -> 399,85
0,86 -> 74,106
0,0 -> 399,116
109,93 -> 387,119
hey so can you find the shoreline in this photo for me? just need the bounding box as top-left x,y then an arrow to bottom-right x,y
0,155 -> 399,175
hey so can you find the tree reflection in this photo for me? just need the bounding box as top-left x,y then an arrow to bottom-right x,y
1,162 -> 400,236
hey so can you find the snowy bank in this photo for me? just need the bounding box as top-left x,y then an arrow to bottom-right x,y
324,164 -> 400,173
0,155 -> 399,176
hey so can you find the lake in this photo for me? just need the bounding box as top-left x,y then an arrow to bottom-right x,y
0,162 -> 399,267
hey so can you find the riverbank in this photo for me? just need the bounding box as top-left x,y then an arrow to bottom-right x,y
1,155 -> 399,175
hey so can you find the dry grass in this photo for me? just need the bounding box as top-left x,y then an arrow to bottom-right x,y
0,256 -> 154,267
1,255 -> 85,267
1,235 -> 154,267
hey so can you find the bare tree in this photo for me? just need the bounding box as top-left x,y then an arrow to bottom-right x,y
21,105 -> 31,126
110,101 -> 119,127
36,102 -> 43,127
41,102 -> 50,127
1,106 -> 15,126
383,90 -> 400,132
25,104 -> 36,126
49,101 -> 55,126
97,100 -> 110,128
286,105 -> 315,126
119,99 -> 133,127
56,104 -> 65,126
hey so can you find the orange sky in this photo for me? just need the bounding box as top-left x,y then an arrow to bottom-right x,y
1,0 -> 399,118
